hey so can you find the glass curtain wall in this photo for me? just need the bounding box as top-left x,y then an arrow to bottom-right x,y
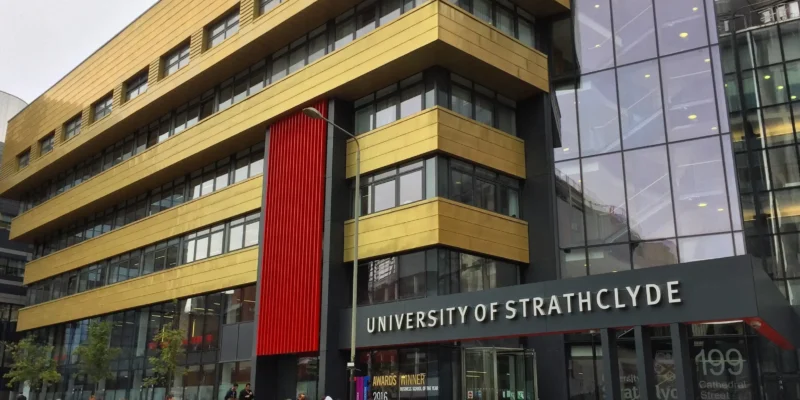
553,0 -> 743,279
718,18 -> 800,303
22,285 -> 297,400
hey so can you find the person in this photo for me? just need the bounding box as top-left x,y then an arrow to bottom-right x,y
225,384 -> 239,400
166,394 -> 174,400
297,394 -> 305,400
239,383 -> 254,400
89,394 -> 96,400
16,395 -> 25,400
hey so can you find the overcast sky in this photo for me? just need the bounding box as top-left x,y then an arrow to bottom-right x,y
0,0 -> 158,104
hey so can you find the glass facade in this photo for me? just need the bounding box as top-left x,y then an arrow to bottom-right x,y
553,0 -> 743,279
718,18 -> 800,304
566,324 -> 760,400
25,286 -> 266,400
356,248 -> 519,306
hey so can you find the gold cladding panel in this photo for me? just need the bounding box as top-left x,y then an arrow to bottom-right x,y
343,198 -> 528,263
23,176 -> 262,285
11,1 -> 547,239
345,107 -> 525,178
17,247 -> 258,331
0,0 -> 336,192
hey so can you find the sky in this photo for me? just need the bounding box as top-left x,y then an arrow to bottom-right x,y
0,0 -> 159,104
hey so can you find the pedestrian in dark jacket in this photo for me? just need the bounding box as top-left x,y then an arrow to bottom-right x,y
225,384 -> 239,400
239,383 -> 254,400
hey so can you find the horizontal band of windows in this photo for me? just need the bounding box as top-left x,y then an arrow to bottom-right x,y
448,0 -> 537,48
355,247 -> 520,306
19,0 -> 428,214
353,155 -> 521,218
26,211 -> 261,306
26,284 -> 256,367
355,68 -> 518,136
31,142 -> 264,260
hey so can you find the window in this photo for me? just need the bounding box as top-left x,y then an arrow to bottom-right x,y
17,150 -> 30,170
259,0 -> 281,15
64,115 -> 82,140
449,0 -> 536,49
27,213 -> 262,305
356,160 -> 426,216
445,158 -> 521,217
208,10 -> 240,49
357,251 -> 426,305
354,69 -> 516,136
93,94 -> 113,121
125,71 -> 148,101
39,133 -> 54,155
164,43 -> 190,77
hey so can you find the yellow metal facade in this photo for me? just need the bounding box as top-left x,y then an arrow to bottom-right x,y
3,0 -> 562,331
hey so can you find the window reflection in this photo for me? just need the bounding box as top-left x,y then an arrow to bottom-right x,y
661,48 -> 718,141
574,0 -> 613,73
781,20 -> 800,62
556,160 -> 586,248
776,189 -> 800,233
758,65 -> 789,107
654,0 -> 708,55
632,239 -> 678,269
751,26 -> 783,67
678,233 -> 735,262
618,60 -> 665,149
669,136 -> 731,236
611,0 -> 656,66
582,153 -> 628,244
578,70 -> 620,155
624,146 -> 675,240
587,244 -> 631,275
554,84 -> 580,161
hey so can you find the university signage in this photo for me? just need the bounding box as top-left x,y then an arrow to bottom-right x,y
367,281 -> 682,335
341,256 -> 800,349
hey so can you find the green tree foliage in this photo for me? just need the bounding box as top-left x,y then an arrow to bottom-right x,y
142,326 -> 185,390
75,320 -> 121,393
3,336 -> 61,390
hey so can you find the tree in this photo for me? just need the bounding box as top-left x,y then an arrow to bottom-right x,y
3,336 -> 61,391
142,326 -> 185,392
74,320 -> 121,394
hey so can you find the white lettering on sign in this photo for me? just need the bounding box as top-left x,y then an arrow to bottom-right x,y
367,282 -> 683,334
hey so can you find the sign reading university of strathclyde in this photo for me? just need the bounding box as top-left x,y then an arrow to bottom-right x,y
340,256 -> 800,349
367,282 -> 682,335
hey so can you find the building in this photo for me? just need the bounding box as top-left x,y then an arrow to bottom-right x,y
0,91 -> 33,395
4,0 -> 800,399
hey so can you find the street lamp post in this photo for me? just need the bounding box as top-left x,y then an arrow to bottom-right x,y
302,107 -> 361,400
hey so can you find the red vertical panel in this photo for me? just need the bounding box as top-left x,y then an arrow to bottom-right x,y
257,101 -> 328,355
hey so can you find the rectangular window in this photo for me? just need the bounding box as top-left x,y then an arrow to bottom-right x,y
208,10 -> 240,49
39,133 -> 54,155
126,71 -> 149,101
164,43 -> 191,77
259,0 -> 281,15
17,150 -> 30,170
64,115 -> 82,140
93,94 -> 113,121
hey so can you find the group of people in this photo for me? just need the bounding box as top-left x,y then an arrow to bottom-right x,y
224,384 -> 255,400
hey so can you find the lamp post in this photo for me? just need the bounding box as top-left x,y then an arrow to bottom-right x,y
302,106 -> 361,400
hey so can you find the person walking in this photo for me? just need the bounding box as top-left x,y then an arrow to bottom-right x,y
296,394 -> 305,400
239,384 -> 254,400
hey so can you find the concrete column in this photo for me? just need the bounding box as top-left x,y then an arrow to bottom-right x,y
634,326 -> 657,400
669,323 -> 696,400
600,328 -> 621,400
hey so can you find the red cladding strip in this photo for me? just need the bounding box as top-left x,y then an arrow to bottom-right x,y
257,101 -> 328,355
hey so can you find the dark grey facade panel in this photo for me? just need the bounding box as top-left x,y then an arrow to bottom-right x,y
340,255 -> 800,348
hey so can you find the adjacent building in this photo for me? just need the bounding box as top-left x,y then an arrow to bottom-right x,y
0,91 -> 33,397
4,0 -> 800,399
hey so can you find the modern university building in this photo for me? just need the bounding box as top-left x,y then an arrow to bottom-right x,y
6,0 -> 800,399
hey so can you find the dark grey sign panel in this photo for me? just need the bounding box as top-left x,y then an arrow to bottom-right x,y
340,256 -> 800,349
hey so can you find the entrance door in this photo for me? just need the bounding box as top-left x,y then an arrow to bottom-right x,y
463,348 -> 536,400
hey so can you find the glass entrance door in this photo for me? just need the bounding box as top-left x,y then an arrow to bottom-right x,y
463,348 -> 536,400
